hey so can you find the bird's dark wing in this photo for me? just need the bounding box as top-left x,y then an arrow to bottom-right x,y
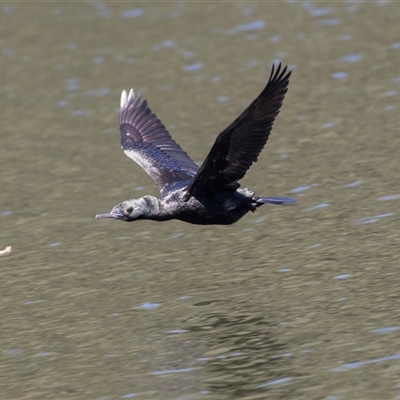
119,89 -> 199,194
186,63 -> 291,198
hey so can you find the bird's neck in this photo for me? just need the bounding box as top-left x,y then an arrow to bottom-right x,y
140,196 -> 172,221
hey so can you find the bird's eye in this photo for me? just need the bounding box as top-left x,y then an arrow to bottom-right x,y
126,207 -> 134,214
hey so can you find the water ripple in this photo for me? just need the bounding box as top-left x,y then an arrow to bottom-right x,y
120,9 -> 144,18
270,34 -> 281,42
302,203 -> 329,212
25,300 -> 45,305
355,213 -> 394,224
344,180 -> 363,188
183,62 -> 203,72
292,186 -> 310,193
258,377 -> 293,388
309,7 -> 334,17
1,210 -> 13,216
318,19 -> 341,26
340,54 -> 363,63
371,327 -> 399,334
66,78 -> 79,91
332,353 -> 400,372
233,20 -> 265,32
135,302 -> 161,310
152,368 -> 193,375
379,194 -> 399,201
332,72 -> 348,79
333,274 -> 350,280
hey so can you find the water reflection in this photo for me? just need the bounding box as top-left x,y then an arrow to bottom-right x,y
185,312 -> 294,397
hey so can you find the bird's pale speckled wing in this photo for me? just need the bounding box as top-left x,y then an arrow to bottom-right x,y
119,89 -> 199,194
186,63 -> 291,198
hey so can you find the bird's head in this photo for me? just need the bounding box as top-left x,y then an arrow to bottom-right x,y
95,199 -> 145,222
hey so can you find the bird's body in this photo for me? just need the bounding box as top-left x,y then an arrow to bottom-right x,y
118,186 -> 263,225
96,63 -> 296,225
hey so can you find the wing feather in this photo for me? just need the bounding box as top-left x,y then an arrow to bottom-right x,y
119,89 -> 199,194
186,63 -> 291,198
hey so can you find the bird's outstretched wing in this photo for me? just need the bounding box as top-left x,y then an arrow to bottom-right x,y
186,63 -> 291,198
119,89 -> 199,194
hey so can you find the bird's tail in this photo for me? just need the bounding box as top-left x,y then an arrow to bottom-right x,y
256,196 -> 297,206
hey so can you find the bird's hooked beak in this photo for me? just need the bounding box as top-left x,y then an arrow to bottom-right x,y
95,213 -> 112,219
95,210 -> 123,220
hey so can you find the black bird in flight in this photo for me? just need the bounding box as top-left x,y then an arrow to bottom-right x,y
96,63 -> 296,225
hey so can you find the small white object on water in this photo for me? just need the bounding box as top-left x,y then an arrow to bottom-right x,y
0,246 -> 12,256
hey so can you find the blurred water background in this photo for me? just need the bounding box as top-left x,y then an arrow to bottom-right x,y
1,2 -> 400,399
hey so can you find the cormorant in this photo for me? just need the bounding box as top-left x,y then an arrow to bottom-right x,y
96,63 -> 296,225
